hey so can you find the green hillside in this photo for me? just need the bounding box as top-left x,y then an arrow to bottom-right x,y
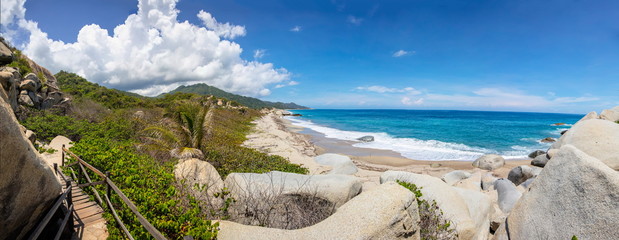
163,83 -> 309,109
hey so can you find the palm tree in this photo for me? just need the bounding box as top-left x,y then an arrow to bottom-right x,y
141,101 -> 213,160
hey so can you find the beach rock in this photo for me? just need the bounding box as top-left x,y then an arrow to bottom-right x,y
552,122 -> 566,126
560,129 -> 568,135
520,177 -> 535,188
174,158 -> 224,206
225,171 -> 362,208
507,165 -> 542,186
441,170 -> 472,186
0,97 -> 62,239
531,154 -> 549,167
599,106 -> 619,122
472,154 -> 505,170
527,150 -> 545,159
217,181 -> 421,240
0,40 -> 13,64
356,135 -> 374,142
481,173 -> 498,191
454,187 -> 493,240
503,145 -> 619,239
380,171 -> 480,240
546,149 -> 558,159
540,137 -> 556,143
555,119 -> 619,170
494,179 -> 521,214
314,153 -> 358,175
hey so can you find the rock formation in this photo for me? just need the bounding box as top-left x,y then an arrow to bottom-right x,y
313,153 -> 358,175
174,158 -> 224,207
472,154 -> 505,170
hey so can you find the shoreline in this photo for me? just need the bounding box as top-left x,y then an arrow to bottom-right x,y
243,112 -> 531,187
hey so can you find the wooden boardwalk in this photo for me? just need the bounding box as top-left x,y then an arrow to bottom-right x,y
58,175 -> 109,240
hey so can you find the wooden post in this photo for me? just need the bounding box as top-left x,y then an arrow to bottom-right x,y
106,171 -> 111,198
61,144 -> 65,166
54,163 -> 58,175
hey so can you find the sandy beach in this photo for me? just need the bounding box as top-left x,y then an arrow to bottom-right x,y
243,112 -> 531,190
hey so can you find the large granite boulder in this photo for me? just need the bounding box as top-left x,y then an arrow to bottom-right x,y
441,170 -> 472,186
174,158 -> 224,207
381,171 -> 484,240
527,150 -> 545,159
577,111 -> 598,124
453,187 -> 493,240
0,97 -> 62,239
356,135 -> 374,142
0,40 -> 13,64
0,67 -> 20,112
225,171 -> 362,208
507,165 -> 542,186
472,154 -> 505,170
494,179 -> 522,214
553,119 -> 619,170
599,106 -> 619,122
531,154 -> 549,167
218,181 -> 421,240
314,153 -> 358,175
501,145 -> 619,239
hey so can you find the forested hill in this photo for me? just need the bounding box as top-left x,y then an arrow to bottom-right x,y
162,83 -> 309,110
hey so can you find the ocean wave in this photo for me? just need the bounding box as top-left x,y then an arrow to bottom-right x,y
286,117 -> 530,160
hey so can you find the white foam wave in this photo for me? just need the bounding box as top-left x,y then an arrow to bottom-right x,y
286,117 -> 527,160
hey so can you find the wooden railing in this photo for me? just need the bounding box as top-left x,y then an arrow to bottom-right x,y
60,145 -> 167,240
28,165 -> 74,240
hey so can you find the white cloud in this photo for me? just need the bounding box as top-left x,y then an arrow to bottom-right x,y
347,15 -> 363,25
392,50 -> 413,57
401,96 -> 424,106
553,96 -> 599,103
2,0 -> 290,97
356,85 -> 421,95
253,49 -> 265,59
290,26 -> 302,32
275,80 -> 299,88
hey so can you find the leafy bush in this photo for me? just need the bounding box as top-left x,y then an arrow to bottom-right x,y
397,180 -> 457,240
21,112 -> 92,142
7,49 -> 32,77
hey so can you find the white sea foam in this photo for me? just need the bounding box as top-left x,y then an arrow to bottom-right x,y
286,117 -> 529,160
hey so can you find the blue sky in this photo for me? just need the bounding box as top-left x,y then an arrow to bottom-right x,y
2,0 -> 619,113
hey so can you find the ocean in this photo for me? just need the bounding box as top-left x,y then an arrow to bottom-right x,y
286,109 -> 584,161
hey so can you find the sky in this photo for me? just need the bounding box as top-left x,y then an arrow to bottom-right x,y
1,0 -> 619,113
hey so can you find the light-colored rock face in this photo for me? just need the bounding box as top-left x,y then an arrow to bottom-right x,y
441,170 -> 472,186
314,153 -> 358,175
494,179 -> 521,214
531,154 -> 548,167
555,119 -> 619,170
453,187 -> 493,240
576,111 -> 598,124
503,145 -> 619,240
472,154 -> 505,170
174,158 -> 224,207
507,165 -> 542,186
225,171 -> 362,207
380,171 -> 481,240
0,97 -> 62,239
0,68 -> 19,112
599,106 -> 619,122
217,181 -> 421,240
0,41 -> 13,64
546,149 -> 558,159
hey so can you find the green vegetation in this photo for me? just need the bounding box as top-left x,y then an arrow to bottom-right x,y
164,83 -> 308,109
397,180 -> 457,240
19,71 -> 308,239
7,49 -> 33,77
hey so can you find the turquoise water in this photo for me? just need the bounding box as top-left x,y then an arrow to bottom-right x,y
287,109 -> 583,160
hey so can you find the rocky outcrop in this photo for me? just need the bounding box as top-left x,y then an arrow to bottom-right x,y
441,170 -> 472,186
174,158 -> 224,207
314,153 -> 358,175
453,187 -> 493,240
500,145 -> 619,239
472,154 -> 505,170
507,165 -> 542,186
218,181 -> 421,240
552,119 -> 619,170
381,171 -> 486,240
576,111 -> 598,124
356,135 -> 374,142
599,106 -> 619,122
494,179 -> 521,214
527,150 -> 545,159
0,97 -> 62,239
540,137 -> 555,143
531,154 -> 549,167
0,40 -> 13,64
224,171 -> 362,208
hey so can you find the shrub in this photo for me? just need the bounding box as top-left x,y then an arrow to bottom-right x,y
397,180 -> 457,240
7,50 -> 33,77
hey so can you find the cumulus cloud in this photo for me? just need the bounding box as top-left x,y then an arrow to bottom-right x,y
1,0 -> 290,97
356,85 -> 421,95
253,49 -> 265,59
401,96 -> 424,106
275,80 -> 299,88
347,15 -> 363,25
392,50 -> 413,57
290,26 -> 302,32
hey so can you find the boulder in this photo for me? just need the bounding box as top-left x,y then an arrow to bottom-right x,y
0,97 -> 62,239
381,171 -> 480,240
472,154 -> 505,170
25,130 -> 36,145
19,79 -> 38,92
507,165 -> 542,186
481,173 -> 498,191
314,153 -> 358,175
546,149 -> 558,159
0,68 -> 19,112
174,158 -> 224,206
599,106 -> 619,122
527,150 -> 545,159
551,122 -> 566,126
575,111 -> 598,124
442,170 -> 472,186
453,187 -> 493,240
540,137 -> 555,143
503,145 -> 619,239
225,171 -> 362,208
40,91 -> 63,109
555,119 -> 619,170
560,129 -> 568,135
18,93 -> 33,107
494,179 -> 521,214
356,135 -> 374,142
217,181 -> 421,240
520,177 -> 535,188
531,154 -> 549,167
0,40 -> 13,64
